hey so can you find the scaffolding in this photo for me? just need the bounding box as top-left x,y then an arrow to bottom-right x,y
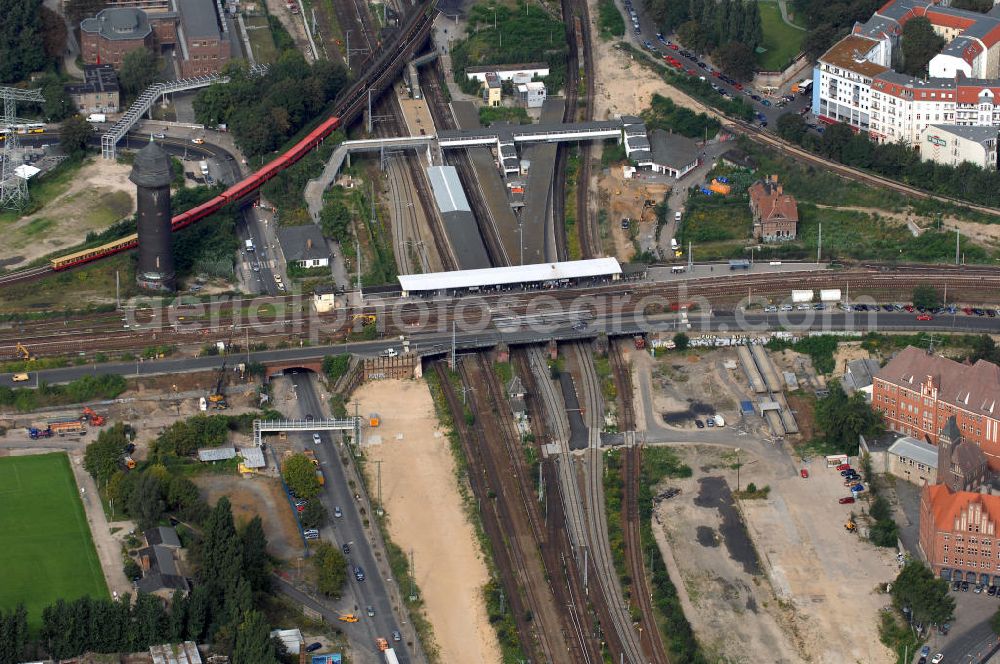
0,86 -> 45,210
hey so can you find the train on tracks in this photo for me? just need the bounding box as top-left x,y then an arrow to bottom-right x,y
45,4 -> 434,273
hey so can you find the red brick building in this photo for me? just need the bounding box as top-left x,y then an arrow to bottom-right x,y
748,176 -> 798,242
872,347 -> 1000,469
79,0 -> 230,77
919,483 -> 1000,584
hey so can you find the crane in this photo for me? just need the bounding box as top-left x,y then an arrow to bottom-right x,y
207,328 -> 237,409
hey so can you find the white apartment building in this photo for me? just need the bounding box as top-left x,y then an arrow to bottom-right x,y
920,124 -> 999,169
815,35 -> 889,132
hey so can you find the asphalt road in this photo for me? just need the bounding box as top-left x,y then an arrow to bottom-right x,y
3,310 -> 999,387
290,372 -> 412,663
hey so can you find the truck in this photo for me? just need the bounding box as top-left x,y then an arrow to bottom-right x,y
27,427 -> 52,439
670,238 -> 679,251
245,238 -> 254,252
48,418 -> 86,436
791,289 -> 814,304
86,113 -> 106,124
820,289 -> 842,302
383,648 -> 400,664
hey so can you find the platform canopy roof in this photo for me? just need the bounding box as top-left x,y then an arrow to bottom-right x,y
397,257 -> 622,292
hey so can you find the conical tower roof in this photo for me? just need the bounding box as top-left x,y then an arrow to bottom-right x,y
129,139 -> 172,188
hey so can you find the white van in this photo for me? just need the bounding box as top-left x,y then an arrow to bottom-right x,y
245,239 -> 254,252
86,113 -> 106,124
674,211 -> 682,222
670,238 -> 679,251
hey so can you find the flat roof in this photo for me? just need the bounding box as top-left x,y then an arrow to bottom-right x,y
398,258 -> 622,292
427,165 -> 470,213
239,446 -> 266,469
177,0 -> 220,39
888,436 -> 938,468
819,35 -> 889,78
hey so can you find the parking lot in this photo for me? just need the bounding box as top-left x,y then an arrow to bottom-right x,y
737,453 -> 900,663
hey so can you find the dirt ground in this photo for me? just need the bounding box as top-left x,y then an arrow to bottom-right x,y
2,159 -> 135,269
596,168 -> 669,260
195,474 -> 303,560
353,379 -> 501,664
587,2 -> 711,120
653,444 -> 896,663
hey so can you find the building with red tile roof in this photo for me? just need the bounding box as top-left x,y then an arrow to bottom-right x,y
919,483 -> 1000,583
747,177 -> 798,242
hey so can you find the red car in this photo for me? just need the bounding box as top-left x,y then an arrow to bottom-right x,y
686,69 -> 697,75
904,305 -> 915,312
712,70 -> 722,77
917,313 -> 933,321
836,463 -> 851,471
800,469 -> 809,478
733,82 -> 743,90
963,307 -> 974,315
839,497 -> 856,504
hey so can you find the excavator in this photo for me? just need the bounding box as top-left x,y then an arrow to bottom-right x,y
351,314 -> 376,326
81,407 -> 106,426
207,359 -> 228,409
15,343 -> 33,362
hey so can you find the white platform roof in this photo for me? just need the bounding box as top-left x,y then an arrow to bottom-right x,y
398,257 -> 622,292
13,165 -> 40,179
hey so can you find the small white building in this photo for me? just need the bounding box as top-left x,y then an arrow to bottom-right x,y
277,225 -> 330,268
919,124 -> 999,169
647,130 -> 699,179
516,81 -> 546,108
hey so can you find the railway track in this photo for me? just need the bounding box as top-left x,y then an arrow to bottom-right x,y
570,342 -> 646,663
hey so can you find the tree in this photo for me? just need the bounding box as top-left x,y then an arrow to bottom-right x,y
0,0 -> 49,84
672,332 -> 689,351
300,501 -> 328,530
124,558 -> 142,581
992,607 -> 1000,636
0,604 -> 28,664
776,112 -> 807,144
232,611 -> 279,664
319,200 -> 353,243
676,21 -> 705,53
239,516 -> 271,592
322,355 -> 350,381
128,471 -> 165,529
282,454 -> 321,500
969,335 -> 1000,365
65,0 -> 109,25
820,122 -> 855,162
714,41 -> 755,81
60,114 -> 93,160
900,18 -> 945,76
814,382 -> 884,451
312,543 -> 347,596
119,49 -> 160,98
39,7 -> 68,61
84,423 -> 130,485
890,561 -> 955,627
912,285 -> 941,309
39,74 -> 74,122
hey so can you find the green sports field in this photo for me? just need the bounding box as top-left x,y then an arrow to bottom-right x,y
0,453 -> 108,627
757,1 -> 806,72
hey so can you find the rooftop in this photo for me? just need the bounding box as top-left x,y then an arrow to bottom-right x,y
81,7 -> 152,41
398,258 -> 622,292
927,123 -> 1000,145
197,446 -> 236,462
66,64 -> 120,95
888,436 -> 938,469
176,0 -> 221,39
239,446 -> 266,469
427,165 -> 471,213
648,130 -> 699,169
277,225 -> 329,262
843,357 -> 882,392
875,346 -> 1000,419
466,62 -> 550,74
819,34 -> 889,78
145,526 -> 181,548
923,483 -> 1000,532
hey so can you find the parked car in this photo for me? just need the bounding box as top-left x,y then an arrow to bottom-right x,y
921,646 -> 931,658
931,654 -> 944,664
706,418 -> 715,427
839,497 -> 855,504
334,506 -> 343,518
952,579 -> 962,591
851,483 -> 865,492
917,314 -> 933,321
989,585 -> 998,596
840,470 -> 854,476
342,543 -> 351,554
367,606 -> 375,617
836,464 -> 851,471
694,419 -> 705,428
800,469 -> 809,478
975,584 -> 984,593
962,580 -> 970,591
306,643 -> 323,653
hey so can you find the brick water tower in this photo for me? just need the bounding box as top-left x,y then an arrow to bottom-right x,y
130,139 -> 175,291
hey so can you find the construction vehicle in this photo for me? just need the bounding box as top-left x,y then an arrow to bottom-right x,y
369,413 -> 381,427
315,468 -> 325,485
844,520 -> 857,533
207,330 -> 237,409
122,455 -> 136,469
81,407 -> 106,426
15,343 -> 33,362
352,314 -> 376,325
375,638 -> 389,652
27,427 -> 53,439
338,614 -> 358,623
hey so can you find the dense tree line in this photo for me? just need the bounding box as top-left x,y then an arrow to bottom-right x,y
891,562 -> 955,627
0,0 -> 51,83
0,605 -> 28,664
646,0 -> 761,53
0,374 -> 126,412
193,53 -> 347,159
151,414 -> 234,458
777,112 -> 1000,210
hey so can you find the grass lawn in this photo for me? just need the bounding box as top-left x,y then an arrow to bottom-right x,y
756,1 -> 805,72
0,453 -> 108,628
245,15 -> 278,64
